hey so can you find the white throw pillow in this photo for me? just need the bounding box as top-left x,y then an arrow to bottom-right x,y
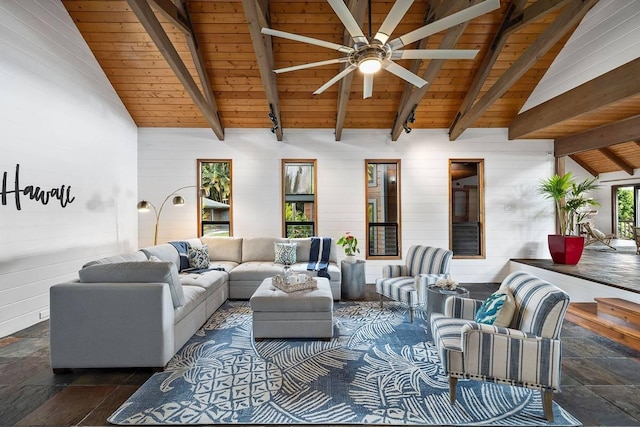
592,228 -> 606,239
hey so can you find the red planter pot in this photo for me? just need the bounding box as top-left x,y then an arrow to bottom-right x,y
547,235 -> 585,265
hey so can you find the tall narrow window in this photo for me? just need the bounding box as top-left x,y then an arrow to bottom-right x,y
366,160 -> 401,259
198,159 -> 232,236
449,159 -> 484,258
283,160 -> 317,238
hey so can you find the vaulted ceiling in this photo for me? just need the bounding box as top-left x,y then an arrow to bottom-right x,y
61,0 -> 640,177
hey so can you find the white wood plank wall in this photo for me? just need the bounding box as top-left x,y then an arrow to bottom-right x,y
138,128 -> 555,285
0,1 -> 138,338
522,0 -> 640,111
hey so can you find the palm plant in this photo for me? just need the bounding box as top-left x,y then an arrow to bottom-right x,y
538,172 -> 600,236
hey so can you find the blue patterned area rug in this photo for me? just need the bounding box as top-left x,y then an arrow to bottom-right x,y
108,301 -> 580,426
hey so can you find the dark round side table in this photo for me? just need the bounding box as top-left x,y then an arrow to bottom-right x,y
426,285 -> 469,318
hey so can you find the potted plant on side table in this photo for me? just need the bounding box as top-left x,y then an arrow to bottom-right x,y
336,232 -> 365,300
337,231 -> 360,263
538,172 -> 599,265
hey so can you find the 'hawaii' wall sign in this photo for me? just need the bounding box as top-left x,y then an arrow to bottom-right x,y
1,164 -> 76,210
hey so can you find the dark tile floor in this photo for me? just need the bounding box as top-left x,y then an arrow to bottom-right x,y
1,282 -> 639,426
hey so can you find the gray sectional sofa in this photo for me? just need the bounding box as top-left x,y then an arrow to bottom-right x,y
49,236 -> 340,372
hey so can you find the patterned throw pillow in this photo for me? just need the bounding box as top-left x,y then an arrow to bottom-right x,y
188,245 -> 210,269
475,290 -> 515,327
274,242 -> 297,265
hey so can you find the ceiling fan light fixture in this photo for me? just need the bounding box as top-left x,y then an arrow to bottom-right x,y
359,57 -> 382,74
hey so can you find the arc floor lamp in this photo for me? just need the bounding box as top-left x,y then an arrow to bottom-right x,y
137,185 -> 208,245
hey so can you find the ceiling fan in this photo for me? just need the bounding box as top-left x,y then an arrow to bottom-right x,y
261,0 -> 500,99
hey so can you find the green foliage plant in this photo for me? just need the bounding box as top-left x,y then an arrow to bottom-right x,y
337,232 -> 360,256
538,172 -> 600,236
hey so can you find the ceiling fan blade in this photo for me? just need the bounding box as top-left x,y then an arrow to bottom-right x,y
392,49 -> 479,60
382,60 -> 428,88
274,58 -> 349,74
363,74 -> 374,99
327,0 -> 368,44
313,65 -> 357,95
388,0 -> 500,50
261,28 -> 354,54
374,0 -> 414,45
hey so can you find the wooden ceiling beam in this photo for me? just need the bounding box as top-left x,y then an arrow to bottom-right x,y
126,0 -> 224,140
391,0 -> 475,141
150,0 -> 218,108
146,0 -> 190,33
568,155 -> 598,177
555,114 -> 640,156
243,0 -> 283,141
598,147 -> 635,175
335,0 -> 367,141
509,57 -> 640,139
447,0 -> 527,140
394,1 -> 442,122
449,0 -> 598,141
509,0 -> 573,32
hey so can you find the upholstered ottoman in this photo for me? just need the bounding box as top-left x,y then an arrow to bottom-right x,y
250,277 -> 333,340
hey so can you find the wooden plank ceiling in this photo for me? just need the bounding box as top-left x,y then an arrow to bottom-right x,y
62,0 -> 640,177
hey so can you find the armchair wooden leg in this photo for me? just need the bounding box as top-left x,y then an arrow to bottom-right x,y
542,390 -> 554,422
449,377 -> 458,404
379,294 -> 384,309
409,307 -> 414,323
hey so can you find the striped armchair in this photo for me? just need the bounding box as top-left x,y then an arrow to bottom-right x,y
375,245 -> 452,322
430,271 -> 570,422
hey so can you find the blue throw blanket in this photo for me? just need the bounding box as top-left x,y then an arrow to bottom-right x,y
169,241 -> 191,271
307,237 -> 331,279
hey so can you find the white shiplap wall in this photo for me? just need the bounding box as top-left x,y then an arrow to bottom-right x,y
522,0 -> 640,111
138,128 -> 555,284
0,1 -> 138,338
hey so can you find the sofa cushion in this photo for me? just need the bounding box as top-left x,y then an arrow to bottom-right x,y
180,270 -> 228,292
229,262 -> 284,282
78,261 -> 186,308
274,242 -> 297,265
290,237 -> 338,263
290,238 -> 312,262
188,245 -> 210,269
82,251 -> 147,268
200,236 -> 243,263
243,237 -> 288,262
141,244 -> 181,270
174,285 -> 207,324
291,262 -> 341,282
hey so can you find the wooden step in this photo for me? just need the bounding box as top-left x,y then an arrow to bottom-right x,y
566,302 -> 640,352
595,297 -> 640,328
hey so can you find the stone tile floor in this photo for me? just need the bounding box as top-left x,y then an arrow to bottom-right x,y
0,282 -> 639,426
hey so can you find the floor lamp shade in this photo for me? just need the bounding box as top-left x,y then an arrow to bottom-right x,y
137,186 -> 206,244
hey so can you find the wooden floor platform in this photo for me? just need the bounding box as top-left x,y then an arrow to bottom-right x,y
567,298 -> 640,351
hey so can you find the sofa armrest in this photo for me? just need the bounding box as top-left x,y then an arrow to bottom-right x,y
49,281 -> 175,370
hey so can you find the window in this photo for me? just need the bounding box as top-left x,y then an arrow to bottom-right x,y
366,160 -> 401,258
283,160 -> 317,237
198,159 -> 232,236
449,159 -> 484,258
